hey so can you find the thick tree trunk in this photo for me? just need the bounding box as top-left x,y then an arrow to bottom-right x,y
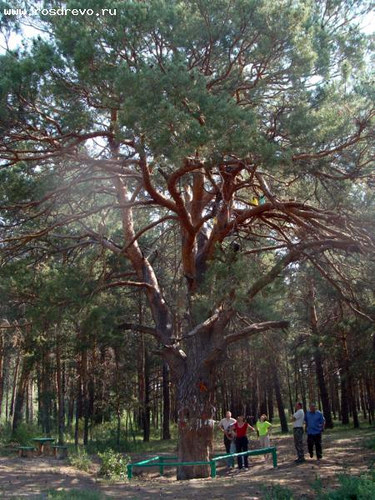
176,374 -> 214,479
174,332 -> 219,480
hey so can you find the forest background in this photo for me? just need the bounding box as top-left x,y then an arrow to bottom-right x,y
0,0 -> 374,481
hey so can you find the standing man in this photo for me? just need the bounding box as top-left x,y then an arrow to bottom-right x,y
305,403 -> 325,462
218,410 -> 236,467
292,402 -> 305,463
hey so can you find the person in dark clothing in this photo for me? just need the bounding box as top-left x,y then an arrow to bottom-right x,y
304,403 -> 325,462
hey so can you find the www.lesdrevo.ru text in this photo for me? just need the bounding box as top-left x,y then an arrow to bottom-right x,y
3,7 -> 117,17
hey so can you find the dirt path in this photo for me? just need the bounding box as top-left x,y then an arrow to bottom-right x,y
1,428 -> 374,499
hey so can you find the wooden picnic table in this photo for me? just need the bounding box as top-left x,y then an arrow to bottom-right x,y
32,437 -> 55,456
17,446 -> 35,458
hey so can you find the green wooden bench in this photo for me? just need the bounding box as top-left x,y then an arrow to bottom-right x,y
17,446 -> 35,458
52,445 -> 69,459
127,447 -> 277,479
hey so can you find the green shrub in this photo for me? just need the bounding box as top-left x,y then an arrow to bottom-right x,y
68,448 -> 92,472
366,437 -> 375,451
97,449 -> 130,480
0,422 -> 12,446
315,469 -> 375,499
260,484 -> 294,499
11,423 -> 40,446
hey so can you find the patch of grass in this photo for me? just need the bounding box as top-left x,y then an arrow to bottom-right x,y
45,489 -> 105,499
260,483 -> 294,499
323,420 -> 375,436
313,469 -> 375,499
365,436 -> 375,451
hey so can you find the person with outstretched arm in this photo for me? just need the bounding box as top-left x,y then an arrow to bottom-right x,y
232,415 -> 255,470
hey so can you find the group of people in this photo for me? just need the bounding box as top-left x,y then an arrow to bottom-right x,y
218,402 -> 325,471
218,411 -> 272,470
292,402 -> 325,463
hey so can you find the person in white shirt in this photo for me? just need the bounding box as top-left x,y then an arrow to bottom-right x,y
218,411 -> 236,467
292,402 -> 305,463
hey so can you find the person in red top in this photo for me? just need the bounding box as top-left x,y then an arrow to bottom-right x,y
232,415 -> 255,470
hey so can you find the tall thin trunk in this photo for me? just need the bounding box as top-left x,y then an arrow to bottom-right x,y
298,360 -> 307,413
366,378 -> 374,424
29,380 -> 34,423
41,352 -> 52,435
340,375 -> 350,424
143,347 -> 151,442
114,348 -> 121,447
348,375 -> 359,428
12,356 -> 34,432
272,364 -> 288,433
74,386 -> 82,448
74,351 -> 84,447
10,351 -> 20,418
56,339 -> 65,444
25,383 -> 30,423
81,350 -> 89,446
308,281 -> 333,428
267,384 -> 274,421
314,350 -> 333,428
0,332 -> 4,417
162,361 -> 171,440
285,357 -> 294,416
360,380 -> 366,420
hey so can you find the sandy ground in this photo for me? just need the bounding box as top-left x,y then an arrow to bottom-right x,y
1,429 -> 374,499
